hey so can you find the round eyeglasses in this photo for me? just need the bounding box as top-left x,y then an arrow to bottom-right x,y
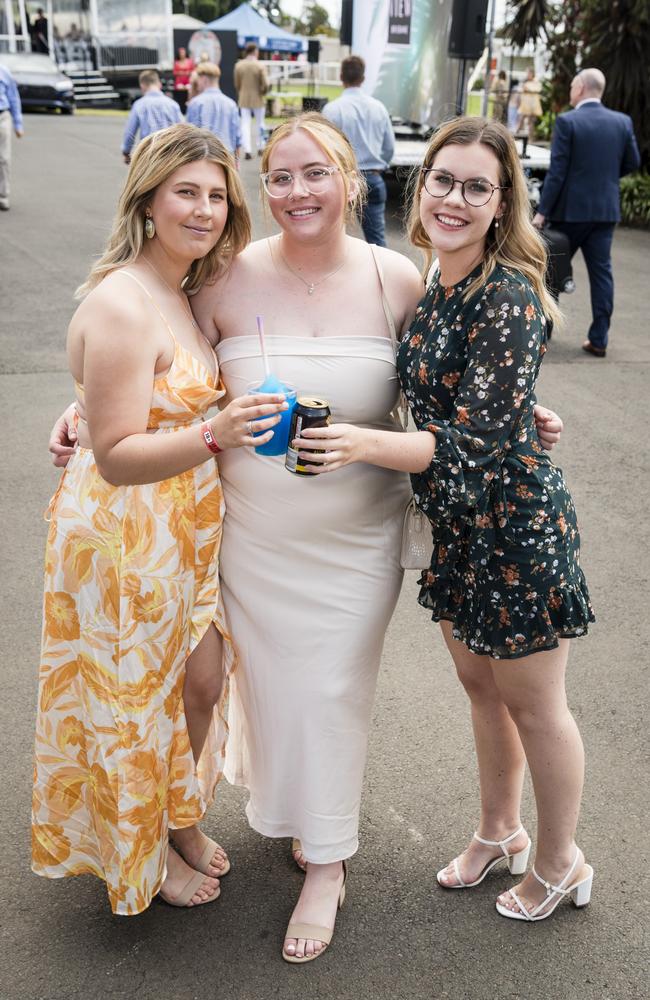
261,166 -> 340,199
422,168 -> 510,207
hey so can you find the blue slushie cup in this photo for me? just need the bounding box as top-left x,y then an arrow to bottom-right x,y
247,378 -> 298,456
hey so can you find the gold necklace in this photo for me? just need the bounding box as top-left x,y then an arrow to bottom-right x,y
141,255 -> 198,329
275,237 -> 347,295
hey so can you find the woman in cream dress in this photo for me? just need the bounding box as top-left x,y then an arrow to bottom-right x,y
193,115 -> 424,960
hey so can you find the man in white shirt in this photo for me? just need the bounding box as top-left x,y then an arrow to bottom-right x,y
323,55 -> 395,246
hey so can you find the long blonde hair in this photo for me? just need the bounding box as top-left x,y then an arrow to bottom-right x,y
407,116 -> 561,327
76,123 -> 251,298
260,112 -> 367,221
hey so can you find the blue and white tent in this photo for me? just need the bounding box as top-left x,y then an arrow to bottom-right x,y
206,3 -> 306,54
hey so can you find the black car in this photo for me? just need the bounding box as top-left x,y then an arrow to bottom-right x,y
0,52 -> 74,114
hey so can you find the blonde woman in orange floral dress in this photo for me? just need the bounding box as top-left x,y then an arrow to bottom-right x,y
31,124 -> 287,915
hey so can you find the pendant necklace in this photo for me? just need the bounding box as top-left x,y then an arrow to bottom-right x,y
275,237 -> 347,295
142,255 -> 198,329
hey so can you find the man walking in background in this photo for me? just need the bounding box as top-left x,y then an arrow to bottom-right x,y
31,8 -> 49,54
533,68 -> 640,357
323,55 -> 394,247
0,61 -> 23,212
121,70 -> 183,165
186,63 -> 241,159
234,43 -> 268,159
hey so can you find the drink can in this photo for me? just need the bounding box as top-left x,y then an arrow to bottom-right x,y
285,397 -> 331,475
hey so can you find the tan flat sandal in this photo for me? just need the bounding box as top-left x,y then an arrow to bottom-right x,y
172,833 -> 231,877
291,837 -> 307,872
159,868 -> 221,908
282,862 -> 347,964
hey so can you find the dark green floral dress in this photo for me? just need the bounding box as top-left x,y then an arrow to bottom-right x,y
396,263 -> 594,659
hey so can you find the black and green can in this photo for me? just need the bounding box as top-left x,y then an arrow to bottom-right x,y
285,397 -> 331,475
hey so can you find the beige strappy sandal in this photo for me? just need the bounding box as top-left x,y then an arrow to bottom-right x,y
291,838 -> 307,872
159,868 -> 221,908
282,862 -> 347,964
172,833 -> 231,877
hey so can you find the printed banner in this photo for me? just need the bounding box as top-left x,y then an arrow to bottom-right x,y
388,0 -> 412,45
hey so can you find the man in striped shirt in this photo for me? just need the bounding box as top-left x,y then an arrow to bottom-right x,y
186,63 -> 241,160
121,70 -> 183,164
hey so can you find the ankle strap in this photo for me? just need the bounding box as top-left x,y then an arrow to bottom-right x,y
529,847 -> 580,915
473,825 -> 524,855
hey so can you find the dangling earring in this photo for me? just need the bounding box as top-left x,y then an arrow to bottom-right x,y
145,213 -> 155,239
494,219 -> 500,229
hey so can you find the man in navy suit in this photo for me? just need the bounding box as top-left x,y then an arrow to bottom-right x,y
533,68 -> 640,357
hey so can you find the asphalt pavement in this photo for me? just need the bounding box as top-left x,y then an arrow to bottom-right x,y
1,113 -> 648,1000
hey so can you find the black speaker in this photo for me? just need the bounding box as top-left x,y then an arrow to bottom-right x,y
307,39 -> 321,63
340,0 -> 353,46
448,0 -> 488,60
302,96 -> 327,113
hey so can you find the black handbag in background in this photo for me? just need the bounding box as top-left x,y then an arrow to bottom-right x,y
542,227 -> 576,301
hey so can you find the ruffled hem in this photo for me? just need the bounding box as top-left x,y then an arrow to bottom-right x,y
417,571 -> 595,660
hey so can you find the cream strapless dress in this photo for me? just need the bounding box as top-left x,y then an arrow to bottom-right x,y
216,335 -> 410,863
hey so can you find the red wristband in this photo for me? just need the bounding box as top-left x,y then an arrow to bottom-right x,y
201,421 -> 222,454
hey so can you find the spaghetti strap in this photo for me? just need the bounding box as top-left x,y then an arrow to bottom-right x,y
121,269 -> 178,345
368,244 -> 399,350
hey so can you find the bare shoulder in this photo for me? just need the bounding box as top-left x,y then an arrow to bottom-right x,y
69,270 -> 153,354
375,244 -> 425,316
375,244 -> 423,288
368,245 -> 425,334
192,240 -> 272,339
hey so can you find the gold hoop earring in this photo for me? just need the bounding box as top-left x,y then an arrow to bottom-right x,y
145,214 -> 155,239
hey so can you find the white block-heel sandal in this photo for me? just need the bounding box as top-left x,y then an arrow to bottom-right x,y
495,846 -> 594,921
436,825 -> 532,889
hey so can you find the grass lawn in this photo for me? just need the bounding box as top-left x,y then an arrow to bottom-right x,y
266,81 -> 342,125
268,82 -> 342,102
75,81 -> 343,128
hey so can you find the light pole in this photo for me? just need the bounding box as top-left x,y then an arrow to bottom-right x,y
481,0 -> 497,117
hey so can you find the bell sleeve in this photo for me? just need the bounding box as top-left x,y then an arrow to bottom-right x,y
411,277 -> 545,523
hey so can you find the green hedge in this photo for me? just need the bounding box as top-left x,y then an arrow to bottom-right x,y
620,172 -> 650,228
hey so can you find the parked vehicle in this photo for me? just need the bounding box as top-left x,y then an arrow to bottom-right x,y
0,53 -> 74,114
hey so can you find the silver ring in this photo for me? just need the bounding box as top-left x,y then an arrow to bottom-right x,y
247,420 -> 253,435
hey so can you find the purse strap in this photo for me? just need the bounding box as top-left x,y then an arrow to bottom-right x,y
369,243 -> 410,430
369,243 -> 399,352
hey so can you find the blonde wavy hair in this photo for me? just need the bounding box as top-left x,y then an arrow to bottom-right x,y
260,112 -> 366,221
76,123 -> 251,298
407,116 -> 561,327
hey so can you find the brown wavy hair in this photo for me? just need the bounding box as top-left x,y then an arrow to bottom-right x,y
407,116 -> 561,327
260,112 -> 366,221
76,123 -> 251,298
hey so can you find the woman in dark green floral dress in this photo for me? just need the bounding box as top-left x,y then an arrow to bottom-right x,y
296,117 -> 594,923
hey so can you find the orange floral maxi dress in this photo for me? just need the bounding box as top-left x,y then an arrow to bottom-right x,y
32,308 -> 235,916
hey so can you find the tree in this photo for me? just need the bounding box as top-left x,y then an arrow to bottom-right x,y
504,0 -> 551,47
505,0 -> 649,165
172,2 -> 248,19
582,0 -> 650,165
292,3 -> 334,37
